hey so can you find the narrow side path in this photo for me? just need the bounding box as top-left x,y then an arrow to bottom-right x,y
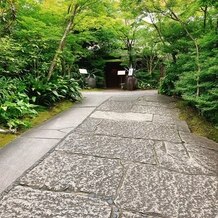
0,90 -> 217,218
0,92 -> 111,193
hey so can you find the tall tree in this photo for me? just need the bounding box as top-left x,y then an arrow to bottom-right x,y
47,0 -> 106,81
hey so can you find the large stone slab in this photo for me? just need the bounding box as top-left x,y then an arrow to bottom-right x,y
179,131 -> 218,151
57,133 -> 156,164
0,137 -> 59,193
121,211 -> 159,218
91,111 -> 153,122
0,186 -> 111,218
95,119 -> 181,143
136,100 -> 176,109
20,151 -> 123,197
152,114 -> 176,124
185,143 -> 218,176
75,118 -> 102,133
115,164 -> 218,218
176,120 -> 191,132
155,141 -> 215,175
131,105 -> 177,117
137,95 -> 176,104
109,96 -> 138,102
98,101 -> 133,112
153,115 -> 190,132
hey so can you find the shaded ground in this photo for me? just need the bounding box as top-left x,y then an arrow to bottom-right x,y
0,90 -> 217,218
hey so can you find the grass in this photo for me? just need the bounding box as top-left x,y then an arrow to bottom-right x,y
0,100 -> 74,149
177,100 -> 218,143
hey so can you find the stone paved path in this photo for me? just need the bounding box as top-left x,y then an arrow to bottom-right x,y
0,91 -> 217,218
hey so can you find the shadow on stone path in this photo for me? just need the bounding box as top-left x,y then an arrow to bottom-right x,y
0,90 -> 217,218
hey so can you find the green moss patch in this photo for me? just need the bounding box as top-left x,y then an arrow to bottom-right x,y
29,100 -> 74,127
177,100 -> 218,143
0,134 -> 17,148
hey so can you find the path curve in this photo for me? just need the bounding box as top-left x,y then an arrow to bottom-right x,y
0,90 -> 217,218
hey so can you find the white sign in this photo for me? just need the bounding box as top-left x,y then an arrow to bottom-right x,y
117,70 -> 126,75
79,69 -> 88,74
128,68 -> 133,76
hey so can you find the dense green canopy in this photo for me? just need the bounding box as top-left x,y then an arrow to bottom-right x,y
0,0 -> 217,129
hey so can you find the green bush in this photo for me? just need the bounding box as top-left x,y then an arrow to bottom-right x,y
159,63 -> 181,96
135,70 -> 159,89
24,75 -> 82,107
0,75 -> 82,130
0,37 -> 27,76
0,77 -> 37,130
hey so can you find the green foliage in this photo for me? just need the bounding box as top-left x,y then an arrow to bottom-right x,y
135,70 -> 159,89
159,63 -> 181,95
0,0 -> 217,130
175,54 -> 218,124
154,0 -> 218,125
0,77 -> 37,129
0,74 -> 81,130
24,75 -> 82,107
0,37 -> 27,76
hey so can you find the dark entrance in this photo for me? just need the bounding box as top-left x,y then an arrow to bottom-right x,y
105,61 -> 125,88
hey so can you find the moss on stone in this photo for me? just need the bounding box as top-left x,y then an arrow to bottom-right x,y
177,100 -> 218,143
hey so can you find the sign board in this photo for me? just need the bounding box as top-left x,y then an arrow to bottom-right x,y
79,69 -> 88,74
117,70 -> 126,76
128,68 -> 133,76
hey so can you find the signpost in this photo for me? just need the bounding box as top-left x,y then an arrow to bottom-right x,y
117,70 -> 126,89
79,69 -> 88,74
117,70 -> 126,76
79,69 -> 88,87
128,68 -> 133,76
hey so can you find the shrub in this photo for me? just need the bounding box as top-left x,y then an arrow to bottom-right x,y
135,70 -> 159,89
0,37 -> 27,76
159,63 -> 181,95
0,75 -> 82,130
0,77 -> 37,130
24,75 -> 82,107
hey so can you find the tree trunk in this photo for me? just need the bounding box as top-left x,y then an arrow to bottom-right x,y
159,62 -> 165,78
172,52 -> 177,64
47,4 -> 79,81
201,6 -> 208,31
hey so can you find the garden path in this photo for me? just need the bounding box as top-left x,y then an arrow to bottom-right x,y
0,90 -> 217,218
